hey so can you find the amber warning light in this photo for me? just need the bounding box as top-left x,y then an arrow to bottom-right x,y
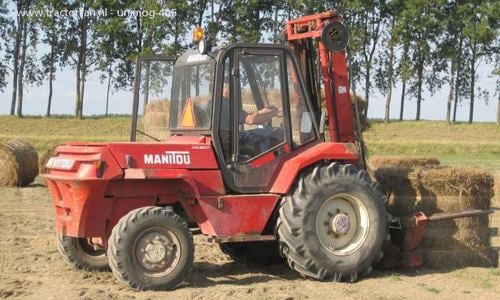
193,26 -> 204,42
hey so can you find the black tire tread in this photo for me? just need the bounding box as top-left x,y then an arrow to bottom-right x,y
107,206 -> 194,291
277,162 -> 387,282
56,235 -> 109,271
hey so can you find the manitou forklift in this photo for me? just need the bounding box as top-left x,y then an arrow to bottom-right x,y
43,11 -> 388,290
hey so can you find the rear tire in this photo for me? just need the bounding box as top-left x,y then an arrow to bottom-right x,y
277,162 -> 387,282
219,241 -> 284,265
107,207 -> 194,291
56,234 -> 108,271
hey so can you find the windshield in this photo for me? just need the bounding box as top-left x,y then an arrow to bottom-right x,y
132,57 -> 214,142
169,62 -> 214,130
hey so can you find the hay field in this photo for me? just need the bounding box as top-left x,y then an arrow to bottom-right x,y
0,116 -> 499,298
1,181 -> 500,299
0,116 -> 498,171
364,121 -> 500,172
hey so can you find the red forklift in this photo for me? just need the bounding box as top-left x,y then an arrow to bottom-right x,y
43,11 -> 388,290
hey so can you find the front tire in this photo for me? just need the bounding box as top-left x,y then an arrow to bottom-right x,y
277,162 -> 387,282
107,207 -> 194,291
56,234 -> 108,271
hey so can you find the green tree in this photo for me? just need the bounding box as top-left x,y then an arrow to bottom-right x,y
59,0 -> 99,118
0,0 -> 11,92
460,0 -> 498,123
340,0 -> 388,119
8,0 -> 41,117
38,0 -> 66,117
375,0 -> 404,123
397,0 -> 446,121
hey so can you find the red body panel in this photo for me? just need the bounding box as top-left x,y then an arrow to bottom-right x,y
271,142 -> 358,194
107,135 -> 219,170
196,195 -> 280,237
42,140 -> 277,243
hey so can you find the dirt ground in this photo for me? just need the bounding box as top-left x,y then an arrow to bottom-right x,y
1,180 -> 499,300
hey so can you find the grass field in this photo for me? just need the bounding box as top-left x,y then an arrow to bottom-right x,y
0,116 -> 499,299
0,116 -> 498,171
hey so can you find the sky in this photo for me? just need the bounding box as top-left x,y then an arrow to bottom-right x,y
0,61 -> 497,122
0,2 -> 498,122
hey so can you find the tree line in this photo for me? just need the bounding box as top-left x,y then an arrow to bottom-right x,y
0,0 -> 498,124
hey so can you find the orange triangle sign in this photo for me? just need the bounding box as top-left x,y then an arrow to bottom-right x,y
181,98 -> 196,128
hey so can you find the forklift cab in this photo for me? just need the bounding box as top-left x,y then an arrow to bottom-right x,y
131,45 -> 319,193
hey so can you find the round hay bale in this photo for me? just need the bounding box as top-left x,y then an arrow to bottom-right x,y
370,156 -> 440,170
39,145 -> 58,174
0,140 -> 39,187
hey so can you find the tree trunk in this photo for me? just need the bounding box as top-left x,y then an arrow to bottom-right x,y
399,41 -> 409,121
399,79 -> 406,121
273,3 -> 279,42
105,67 -> 112,117
468,42 -> 476,124
384,38 -> 394,123
364,66 -> 370,119
10,9 -> 22,116
453,66 -> 460,122
16,19 -> 29,117
75,13 -> 88,119
497,93 -> 500,126
75,64 -> 81,117
446,59 -> 455,124
415,58 -> 423,121
46,44 -> 55,117
47,66 -> 53,117
79,66 -> 86,119
453,37 -> 463,123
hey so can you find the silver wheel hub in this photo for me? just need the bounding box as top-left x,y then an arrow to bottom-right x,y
144,239 -> 168,264
315,194 -> 370,256
331,213 -> 350,235
135,231 -> 180,276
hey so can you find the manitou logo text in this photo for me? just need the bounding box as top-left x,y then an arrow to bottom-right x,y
144,151 -> 191,165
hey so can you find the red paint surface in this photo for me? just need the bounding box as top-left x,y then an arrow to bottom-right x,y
107,136 -> 219,170
270,142 -> 358,194
197,195 -> 280,236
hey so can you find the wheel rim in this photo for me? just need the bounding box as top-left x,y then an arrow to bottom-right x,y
133,227 -> 181,278
76,238 -> 106,257
315,193 -> 369,256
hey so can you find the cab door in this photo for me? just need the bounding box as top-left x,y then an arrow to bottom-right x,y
231,49 -> 290,191
214,45 -> 319,193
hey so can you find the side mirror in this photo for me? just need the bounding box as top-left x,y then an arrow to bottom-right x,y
300,112 -> 313,133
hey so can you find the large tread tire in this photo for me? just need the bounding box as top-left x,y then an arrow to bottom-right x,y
56,234 -> 109,271
277,162 -> 387,282
107,207 -> 194,291
219,241 -> 284,265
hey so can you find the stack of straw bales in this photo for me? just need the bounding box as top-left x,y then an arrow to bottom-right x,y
142,99 -> 170,140
0,140 -> 39,187
371,156 -> 497,268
